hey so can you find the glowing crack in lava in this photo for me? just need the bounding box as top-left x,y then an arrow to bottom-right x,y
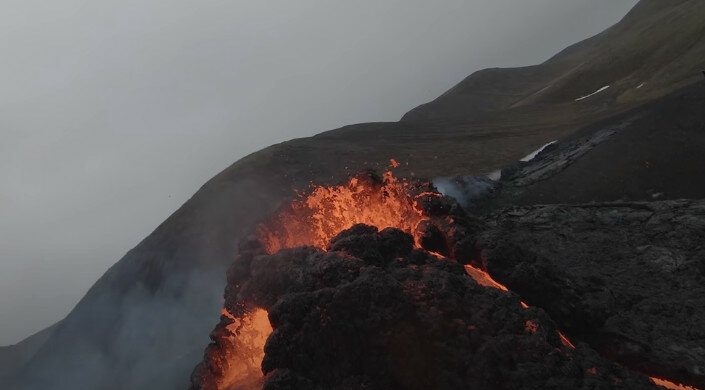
200,309 -> 273,390
464,269 -> 701,389
650,377 -> 700,390
210,308 -> 272,390
464,264 -> 575,348
258,171 -> 430,253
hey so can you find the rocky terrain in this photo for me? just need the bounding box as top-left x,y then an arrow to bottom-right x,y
194,224 -> 659,390
6,1 -> 705,389
191,167 -> 705,389
480,200 -> 705,388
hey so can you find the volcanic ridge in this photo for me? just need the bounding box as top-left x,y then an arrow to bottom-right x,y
191,171 -> 704,390
6,1 -> 705,389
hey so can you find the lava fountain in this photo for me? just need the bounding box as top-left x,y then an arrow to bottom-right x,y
257,170 -> 432,254
190,168 -> 700,390
192,170 -> 448,390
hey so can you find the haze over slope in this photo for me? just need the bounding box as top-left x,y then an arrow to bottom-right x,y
8,1 -> 705,389
0,0 -> 639,347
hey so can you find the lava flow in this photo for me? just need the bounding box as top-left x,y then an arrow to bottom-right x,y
192,169 -> 699,390
257,170 -> 429,253
464,264 -> 575,348
215,308 -> 272,389
650,378 -> 700,390
193,170 -> 443,390
465,263 -> 701,390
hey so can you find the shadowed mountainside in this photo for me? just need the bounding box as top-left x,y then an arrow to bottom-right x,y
483,80 -> 705,208
0,324 -> 57,388
8,1 -> 705,388
480,199 -> 705,388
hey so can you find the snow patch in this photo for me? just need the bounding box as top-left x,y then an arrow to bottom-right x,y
485,140 -> 558,181
521,140 -> 557,162
575,85 -> 610,101
532,84 -> 552,95
636,82 -> 645,89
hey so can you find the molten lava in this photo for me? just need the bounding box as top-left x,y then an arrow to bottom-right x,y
194,169 -> 705,390
524,320 -> 539,334
198,171 -> 439,390
258,171 -> 429,253
558,332 -> 576,349
464,264 -> 509,291
215,308 -> 272,390
650,377 -> 700,390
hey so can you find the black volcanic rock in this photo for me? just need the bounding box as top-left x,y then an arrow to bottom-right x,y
327,225 -> 416,266
479,200 -> 705,388
212,225 -> 658,390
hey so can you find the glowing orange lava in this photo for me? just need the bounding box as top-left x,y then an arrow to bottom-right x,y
558,332 -> 576,349
258,171 -> 428,253
216,308 -> 272,390
464,265 -> 509,291
650,377 -> 700,390
206,171 -> 434,389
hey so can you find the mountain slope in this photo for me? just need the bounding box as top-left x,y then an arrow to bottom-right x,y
10,1 -> 705,388
0,324 -> 57,388
403,0 -> 705,123
487,81 -> 705,207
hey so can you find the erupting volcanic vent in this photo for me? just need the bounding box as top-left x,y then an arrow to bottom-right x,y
256,170 -> 433,253
191,170 -> 698,390
191,170 -> 484,389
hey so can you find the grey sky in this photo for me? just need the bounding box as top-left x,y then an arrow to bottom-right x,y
0,0 -> 638,345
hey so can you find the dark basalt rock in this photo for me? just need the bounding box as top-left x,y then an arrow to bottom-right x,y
326,225 -> 415,266
211,225 -> 658,390
479,200 -> 705,388
193,172 -> 705,390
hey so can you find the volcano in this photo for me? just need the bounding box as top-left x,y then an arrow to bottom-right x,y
7,1 -> 705,389
189,172 -> 704,390
193,224 -> 657,390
